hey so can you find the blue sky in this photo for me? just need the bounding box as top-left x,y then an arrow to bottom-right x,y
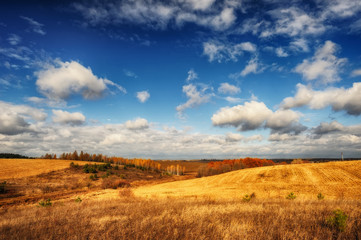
1,0 -> 361,159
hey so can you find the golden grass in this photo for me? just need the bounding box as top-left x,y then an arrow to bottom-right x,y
134,160 -> 361,200
0,196 -> 360,239
0,159 -> 92,180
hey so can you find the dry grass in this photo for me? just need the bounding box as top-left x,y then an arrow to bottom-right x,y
0,195 -> 360,240
134,160 -> 361,200
0,159 -> 92,179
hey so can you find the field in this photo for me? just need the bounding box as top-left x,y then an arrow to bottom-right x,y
0,159 -> 93,179
1,159 -> 361,239
135,160 -> 361,200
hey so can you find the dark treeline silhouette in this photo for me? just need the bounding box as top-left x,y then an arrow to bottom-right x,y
0,153 -> 31,159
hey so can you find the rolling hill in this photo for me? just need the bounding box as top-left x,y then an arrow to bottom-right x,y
134,160 -> 361,199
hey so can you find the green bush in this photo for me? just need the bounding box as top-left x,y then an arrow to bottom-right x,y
39,199 -> 52,207
0,181 -> 6,194
70,162 -> 80,169
286,192 -> 296,200
317,193 -> 325,200
89,174 -> 98,181
83,164 -> 98,173
326,209 -> 348,232
242,193 -> 255,202
75,197 -> 82,203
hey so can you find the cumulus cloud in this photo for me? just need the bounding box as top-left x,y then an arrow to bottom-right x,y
203,40 -> 256,62
52,110 -> 86,126
136,91 -> 150,103
225,132 -> 243,142
20,16 -> 46,35
212,101 -> 306,134
125,118 -> 149,130
74,0 -> 239,31
218,82 -> 240,95
212,101 -> 273,131
0,101 -> 46,135
268,133 -> 297,142
312,121 -> 344,136
281,82 -> 361,116
295,41 -> 347,85
36,60 -> 126,101
176,84 -> 212,115
186,69 -> 198,82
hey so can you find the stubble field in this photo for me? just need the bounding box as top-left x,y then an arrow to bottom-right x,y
1,159 -> 361,239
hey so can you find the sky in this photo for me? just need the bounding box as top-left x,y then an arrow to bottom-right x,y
1,0 -> 361,159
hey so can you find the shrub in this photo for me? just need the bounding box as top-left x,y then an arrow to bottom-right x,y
114,165 -> 119,170
75,197 -> 82,203
83,164 -> 97,173
326,209 -> 348,232
39,199 -> 52,207
70,162 -> 80,169
242,193 -> 256,202
89,174 -> 98,181
0,181 -> 6,194
317,193 -> 325,200
119,188 -> 135,198
286,192 -> 296,200
101,178 -> 131,189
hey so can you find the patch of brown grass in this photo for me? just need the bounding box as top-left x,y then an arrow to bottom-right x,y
0,197 -> 360,239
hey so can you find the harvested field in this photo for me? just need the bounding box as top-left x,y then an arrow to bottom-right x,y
134,160 -> 361,200
0,159 -> 92,180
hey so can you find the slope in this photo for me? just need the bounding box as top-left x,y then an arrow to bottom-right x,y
134,160 -> 361,199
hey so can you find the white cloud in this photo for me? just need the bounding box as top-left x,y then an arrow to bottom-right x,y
268,133 -> 297,142
290,38 -> 309,52
212,101 -> 306,134
262,7 -> 326,38
212,101 -> 273,131
225,132 -> 243,142
281,82 -> 361,116
186,69 -> 198,82
136,90 -> 150,103
20,16 -> 46,35
52,110 -> 86,126
275,47 -> 288,57
240,57 -> 262,77
7,34 -> 21,45
203,40 -> 257,62
123,69 -> 138,78
210,7 -> 236,31
0,101 -> 47,135
265,109 -> 301,130
125,118 -> 149,130
321,0 -> 361,19
295,41 -> 347,85
225,96 -> 242,104
218,82 -> 240,95
176,84 -> 212,115
185,0 -> 216,11
36,60 -> 126,101
351,69 -> 361,77
312,121 -> 344,135
74,1 -> 239,31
